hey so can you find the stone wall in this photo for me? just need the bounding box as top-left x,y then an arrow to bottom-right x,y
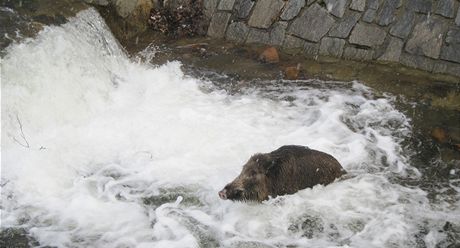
204,0 -> 460,77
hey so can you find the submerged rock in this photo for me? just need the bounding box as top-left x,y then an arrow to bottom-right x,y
259,46 -> 280,64
432,127 -> 449,144
284,65 -> 301,80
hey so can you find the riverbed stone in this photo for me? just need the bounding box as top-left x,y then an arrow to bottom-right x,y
259,47 -> 279,63
367,0 -> 380,9
325,0 -> 349,18
319,37 -> 346,57
435,0 -> 455,18
288,4 -> 336,42
377,0 -> 399,26
407,0 -> 431,14
218,0 -> 236,11
246,28 -> 270,43
440,44 -> 460,63
280,0 -> 306,20
389,9 -> 415,39
226,22 -> 249,43
349,23 -> 386,47
235,0 -> 254,19
269,22 -> 288,45
248,0 -> 285,28
283,35 -> 305,48
456,7 -> 460,26
400,53 -> 434,71
304,41 -> 320,56
362,8 -> 377,23
405,17 -> 445,59
328,11 -> 361,38
350,0 -> 366,11
378,36 -> 404,62
343,47 -> 374,60
207,12 -> 232,38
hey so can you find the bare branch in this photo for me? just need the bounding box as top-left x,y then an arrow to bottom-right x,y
12,114 -> 30,148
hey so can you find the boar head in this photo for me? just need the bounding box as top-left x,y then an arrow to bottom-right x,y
218,154 -> 277,202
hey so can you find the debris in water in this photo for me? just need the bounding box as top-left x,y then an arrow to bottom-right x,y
148,0 -> 206,38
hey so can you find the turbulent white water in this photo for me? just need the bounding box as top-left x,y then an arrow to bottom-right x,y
1,8 -> 459,248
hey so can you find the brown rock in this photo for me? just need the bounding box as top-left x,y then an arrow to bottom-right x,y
431,127 -> 449,143
454,144 -> 460,152
259,46 -> 279,63
284,65 -> 300,80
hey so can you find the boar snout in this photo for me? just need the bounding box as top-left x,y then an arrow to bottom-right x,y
218,184 -> 244,200
218,189 -> 227,200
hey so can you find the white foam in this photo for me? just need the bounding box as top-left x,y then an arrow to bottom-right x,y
1,8 -> 459,248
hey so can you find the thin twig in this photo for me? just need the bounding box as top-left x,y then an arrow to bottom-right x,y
12,114 -> 30,148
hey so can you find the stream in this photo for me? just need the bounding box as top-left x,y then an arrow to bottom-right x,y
1,6 -> 459,248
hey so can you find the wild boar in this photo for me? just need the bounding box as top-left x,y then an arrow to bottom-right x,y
218,145 -> 346,202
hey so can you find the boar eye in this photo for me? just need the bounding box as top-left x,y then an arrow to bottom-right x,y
235,189 -> 243,197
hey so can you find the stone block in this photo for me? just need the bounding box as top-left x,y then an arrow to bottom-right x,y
367,0 -> 380,10
283,35 -> 306,48
407,0 -> 431,14
362,8 -> 377,23
235,0 -> 254,19
350,0 -> 366,11
203,0 -> 219,19
378,36 -> 404,62
207,12 -> 232,38
281,0 -> 306,20
325,0 -> 349,18
433,60 -> 460,77
349,23 -> 386,47
304,41 -> 320,56
307,0 -> 316,6
328,11 -> 361,38
343,47 -> 374,60
400,53 -> 434,71
446,28 -> 460,44
246,28 -> 270,44
389,8 -> 415,39
377,0 -> 399,26
288,4 -> 336,42
440,44 -> 460,63
456,7 -> 460,26
226,22 -> 249,43
270,22 -> 288,45
405,17 -> 446,59
218,0 -> 236,11
248,0 -> 285,28
435,0 -> 455,18
319,37 -> 346,57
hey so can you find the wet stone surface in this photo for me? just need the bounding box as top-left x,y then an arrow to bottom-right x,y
405,16 -> 446,59
389,8 -> 415,39
328,11 -> 361,38
288,4 -> 335,42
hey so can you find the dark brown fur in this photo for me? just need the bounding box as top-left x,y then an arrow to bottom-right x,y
218,145 -> 346,202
